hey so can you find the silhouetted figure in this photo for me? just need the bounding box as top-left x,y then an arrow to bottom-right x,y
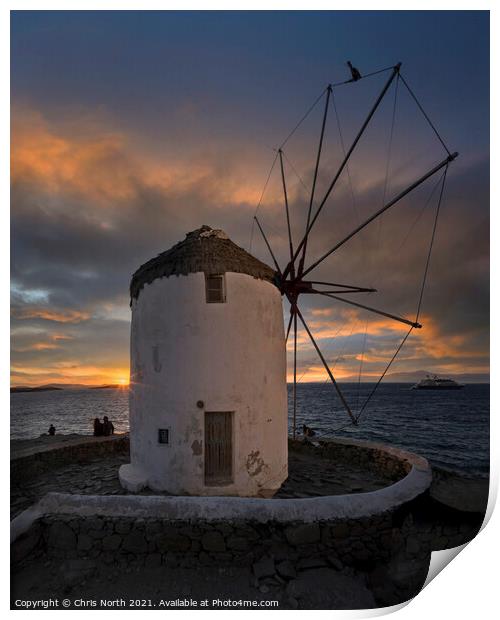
48,424 -> 56,436
302,423 -> 316,438
347,61 -> 362,82
93,417 -> 104,437
102,416 -> 115,437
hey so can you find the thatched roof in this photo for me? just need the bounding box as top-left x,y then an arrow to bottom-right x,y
130,225 -> 278,301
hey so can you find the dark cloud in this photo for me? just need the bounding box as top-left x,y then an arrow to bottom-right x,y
10,102 -> 489,385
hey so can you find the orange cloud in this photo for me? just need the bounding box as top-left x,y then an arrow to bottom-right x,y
286,363 -> 364,383
12,334 -> 76,352
32,342 -> 60,351
52,333 -> 74,341
12,342 -> 61,353
284,307 -> 488,381
11,105 -> 271,211
310,308 -> 334,317
11,108 -> 137,202
308,310 -> 410,339
11,362 -> 130,387
11,307 -> 91,323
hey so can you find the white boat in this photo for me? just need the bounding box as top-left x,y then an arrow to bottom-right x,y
411,375 -> 464,390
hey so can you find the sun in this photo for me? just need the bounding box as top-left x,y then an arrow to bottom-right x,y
118,378 -> 129,387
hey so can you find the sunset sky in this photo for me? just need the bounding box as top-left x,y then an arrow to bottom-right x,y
11,11 -> 489,386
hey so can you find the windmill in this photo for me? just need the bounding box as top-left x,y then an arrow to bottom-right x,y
251,62 -> 457,439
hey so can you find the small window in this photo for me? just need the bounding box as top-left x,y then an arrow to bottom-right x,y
205,274 -> 225,303
158,429 -> 169,444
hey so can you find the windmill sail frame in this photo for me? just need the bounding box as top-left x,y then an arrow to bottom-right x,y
253,61 -> 458,437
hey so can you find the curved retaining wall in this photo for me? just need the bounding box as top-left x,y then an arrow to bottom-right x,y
11,435 -> 129,483
11,438 -> 432,574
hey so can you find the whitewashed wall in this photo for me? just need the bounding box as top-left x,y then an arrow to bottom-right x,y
119,271 -> 288,497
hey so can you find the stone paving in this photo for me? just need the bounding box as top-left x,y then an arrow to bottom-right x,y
11,449 -> 396,519
12,453 -> 130,519
274,451 -> 394,499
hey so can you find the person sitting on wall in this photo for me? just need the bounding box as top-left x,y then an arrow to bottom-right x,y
48,424 -> 56,436
93,417 -> 104,437
302,423 -> 316,438
102,416 -> 115,436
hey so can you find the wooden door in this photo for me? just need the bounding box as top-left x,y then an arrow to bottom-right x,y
204,411 -> 233,485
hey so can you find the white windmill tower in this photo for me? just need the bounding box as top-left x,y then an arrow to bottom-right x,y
119,225 -> 288,497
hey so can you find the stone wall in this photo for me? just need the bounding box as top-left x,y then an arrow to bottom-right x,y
11,435 -> 486,608
303,438 -> 411,481
12,500 -> 482,606
16,505 -> 478,567
11,435 -> 129,483
13,510 -> 415,572
11,437 -> 433,571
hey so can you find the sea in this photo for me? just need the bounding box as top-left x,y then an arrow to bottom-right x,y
10,383 -> 489,478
